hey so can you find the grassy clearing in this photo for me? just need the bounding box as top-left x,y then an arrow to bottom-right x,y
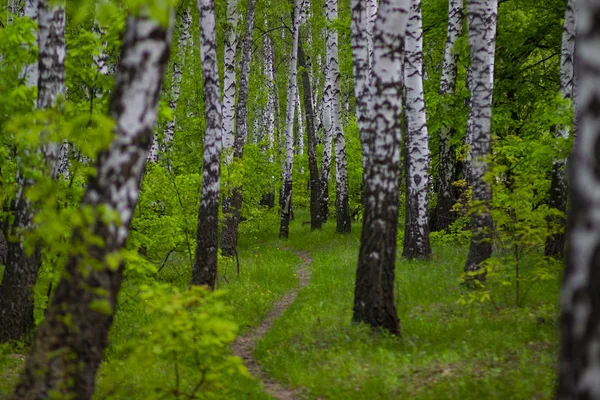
255,217 -> 558,399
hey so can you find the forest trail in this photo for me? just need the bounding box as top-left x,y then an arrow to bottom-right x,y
231,249 -> 312,400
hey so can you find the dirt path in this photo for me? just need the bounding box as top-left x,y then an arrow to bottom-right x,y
231,250 -> 312,400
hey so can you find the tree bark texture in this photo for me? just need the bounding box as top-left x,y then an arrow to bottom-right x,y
558,3 -> 600,397
191,0 -> 222,289
10,12 -> 171,399
545,0 -> 575,259
279,0 -> 302,239
430,0 -> 463,232
319,24 -> 333,223
326,0 -> 351,233
463,0 -> 497,278
21,0 -> 38,89
402,0 -> 431,259
298,39 -> 322,231
353,0 -> 408,335
221,0 -> 256,256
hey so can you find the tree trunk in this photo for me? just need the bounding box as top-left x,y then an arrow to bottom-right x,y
557,3 -> 600,397
11,11 -> 171,399
21,0 -> 39,89
320,25 -> 333,223
326,0 -> 351,233
402,0 -> 431,259
353,0 -> 408,335
148,8 -> 192,163
262,25 -> 276,208
298,39 -> 322,231
545,0 -> 575,259
0,0 -> 65,344
191,0 -> 222,290
279,0 -> 302,239
221,0 -> 256,256
430,0 -> 463,232
463,0 -> 497,279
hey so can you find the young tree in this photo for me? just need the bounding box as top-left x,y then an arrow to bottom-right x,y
320,35 -> 333,223
545,0 -> 575,259
191,0 -> 222,289
10,9 -> 172,398
298,39 -> 322,230
352,0 -> 408,334
326,0 -> 351,233
463,0 -> 497,279
221,0 -> 256,256
557,2 -> 600,397
403,0 -> 431,259
0,0 -> 65,343
279,0 -> 303,239
430,0 -> 463,232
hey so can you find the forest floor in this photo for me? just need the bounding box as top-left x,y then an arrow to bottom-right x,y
0,211 -> 559,399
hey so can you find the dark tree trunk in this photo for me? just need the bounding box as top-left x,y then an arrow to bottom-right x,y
10,13 -> 171,399
352,0 -> 408,335
545,160 -> 567,259
221,0 -> 256,256
557,3 -> 600,397
191,0 -> 222,289
298,39 -> 322,231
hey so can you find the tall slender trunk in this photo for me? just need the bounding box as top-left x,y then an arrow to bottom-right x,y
11,11 -> 172,399
279,0 -> 303,239
558,3 -> 600,397
320,25 -> 333,223
221,0 -> 239,164
296,89 -> 305,157
353,0 -> 408,335
262,27 -> 276,208
402,0 -> 431,259
463,0 -> 497,279
221,0 -> 256,256
545,0 -> 575,259
365,0 -> 378,84
430,0 -> 463,232
21,0 -> 39,89
191,0 -> 222,290
148,8 -> 192,163
0,0 -> 65,344
325,0 -> 350,233
299,39 -> 322,231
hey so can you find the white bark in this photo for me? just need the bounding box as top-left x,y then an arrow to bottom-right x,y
279,0 -> 303,238
403,0 -> 430,257
296,89 -> 305,156
558,2 -> 600,398
21,0 -> 38,89
264,31 -> 276,160
221,0 -> 239,167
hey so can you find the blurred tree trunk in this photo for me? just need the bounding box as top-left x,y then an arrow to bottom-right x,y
352,0 -> 408,335
10,10 -> 172,399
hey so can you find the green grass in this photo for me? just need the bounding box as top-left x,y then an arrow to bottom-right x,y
0,212 -> 560,399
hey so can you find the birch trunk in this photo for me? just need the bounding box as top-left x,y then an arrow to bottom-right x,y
463,0 -> 497,279
353,0 -> 408,334
262,29 -> 276,208
326,0 -> 350,233
279,0 -> 302,239
299,39 -> 322,231
11,11 -> 171,398
221,0 -> 256,256
148,8 -> 192,163
320,29 -> 333,223
402,0 -> 431,259
545,0 -> 575,259
221,0 -> 239,163
191,0 -> 222,290
0,0 -> 65,343
21,0 -> 38,89
558,2 -> 600,397
431,0 -> 463,232
296,89 -> 305,156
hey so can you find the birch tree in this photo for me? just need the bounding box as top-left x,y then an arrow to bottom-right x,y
326,0 -> 351,233
463,0 -> 497,279
279,0 -> 302,239
221,0 -> 239,165
221,0 -> 256,256
403,0 -> 431,259
21,0 -> 38,88
352,0 -> 408,334
0,0 -> 65,343
545,0 -> 575,259
430,0 -> 463,232
191,0 -> 222,289
320,24 -> 333,223
10,9 -> 172,398
557,2 -> 600,397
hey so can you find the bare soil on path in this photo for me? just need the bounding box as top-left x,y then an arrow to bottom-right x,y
231,250 -> 312,400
